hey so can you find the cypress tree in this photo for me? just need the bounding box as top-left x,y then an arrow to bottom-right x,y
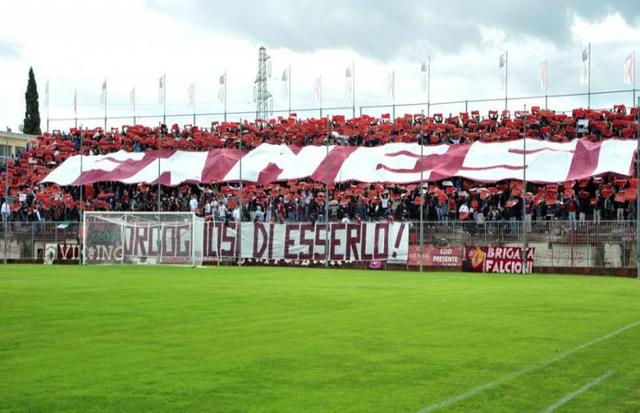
23,67 -> 41,135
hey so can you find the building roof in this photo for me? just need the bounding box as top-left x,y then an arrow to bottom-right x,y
0,130 -> 36,143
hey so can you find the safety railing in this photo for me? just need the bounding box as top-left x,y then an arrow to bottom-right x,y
0,220 -> 636,272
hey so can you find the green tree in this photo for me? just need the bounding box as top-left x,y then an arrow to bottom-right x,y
23,67 -> 41,135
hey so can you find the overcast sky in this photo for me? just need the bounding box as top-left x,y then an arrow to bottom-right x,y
0,0 -> 639,132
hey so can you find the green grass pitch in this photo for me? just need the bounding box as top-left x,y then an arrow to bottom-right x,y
1,265 -> 640,412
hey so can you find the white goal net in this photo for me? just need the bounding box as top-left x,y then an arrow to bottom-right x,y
82,212 -> 204,266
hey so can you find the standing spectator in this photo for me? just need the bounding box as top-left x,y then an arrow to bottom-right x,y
254,205 -> 264,222
33,206 -> 44,232
594,192 -> 604,222
614,194 -> 626,221
1,198 -> 9,224
568,196 -> 578,230
189,194 -> 198,213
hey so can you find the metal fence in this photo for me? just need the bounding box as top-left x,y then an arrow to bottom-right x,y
409,220 -> 637,270
1,221 -> 80,263
47,88 -> 639,132
1,220 -> 636,273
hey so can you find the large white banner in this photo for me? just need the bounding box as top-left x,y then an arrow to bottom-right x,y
43,138 -> 638,186
203,222 -> 409,263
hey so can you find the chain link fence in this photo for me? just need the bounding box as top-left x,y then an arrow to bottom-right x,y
409,220 -> 637,271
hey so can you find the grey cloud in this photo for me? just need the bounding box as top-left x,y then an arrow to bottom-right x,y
148,0 -> 639,60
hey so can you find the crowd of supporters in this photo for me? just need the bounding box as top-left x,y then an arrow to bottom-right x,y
1,104 -> 638,229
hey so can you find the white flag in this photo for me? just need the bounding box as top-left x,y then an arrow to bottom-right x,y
314,76 -> 322,104
387,70 -> 395,99
499,52 -> 506,90
218,73 -> 226,103
281,69 -> 289,99
187,82 -> 195,108
420,61 -> 429,94
100,78 -> 107,107
579,46 -> 590,85
129,88 -> 136,112
624,53 -> 634,85
539,60 -> 548,91
345,66 -> 353,98
158,75 -> 165,105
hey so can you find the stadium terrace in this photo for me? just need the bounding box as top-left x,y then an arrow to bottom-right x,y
1,106 -> 639,226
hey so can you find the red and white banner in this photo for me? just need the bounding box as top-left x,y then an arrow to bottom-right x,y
407,245 -> 463,267
42,138 -> 637,186
203,222 -> 409,263
464,246 -> 535,274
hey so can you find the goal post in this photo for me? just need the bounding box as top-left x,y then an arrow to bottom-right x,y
82,211 -> 204,266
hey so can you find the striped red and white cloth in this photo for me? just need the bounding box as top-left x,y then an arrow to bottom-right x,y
41,138 -> 637,186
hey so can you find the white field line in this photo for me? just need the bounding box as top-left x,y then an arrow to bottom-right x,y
418,320 -> 640,413
540,370 -> 616,413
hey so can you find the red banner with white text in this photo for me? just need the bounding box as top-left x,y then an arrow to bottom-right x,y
464,246 -> 535,273
407,245 -> 464,267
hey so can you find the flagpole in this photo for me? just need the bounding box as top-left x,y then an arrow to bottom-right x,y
392,70 -> 396,121
352,62 -> 356,119
74,89 -> 77,129
635,95 -> 639,279
224,69 -> 228,122
427,56 -> 431,117
163,73 -> 166,124
132,88 -> 136,125
325,134 -> 329,268
3,134 -> 8,264
505,50 -> 509,111
157,155 -> 161,212
545,60 -> 548,110
588,43 -> 591,109
419,138 -> 424,273
238,119 -> 243,267
288,65 -> 292,116
320,77 -> 323,119
522,106 -> 528,274
633,51 -> 636,107
193,82 -> 196,126
46,80 -> 50,133
79,131 -> 83,240
104,77 -> 107,131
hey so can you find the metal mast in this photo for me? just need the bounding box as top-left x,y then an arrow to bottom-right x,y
254,46 -> 273,120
